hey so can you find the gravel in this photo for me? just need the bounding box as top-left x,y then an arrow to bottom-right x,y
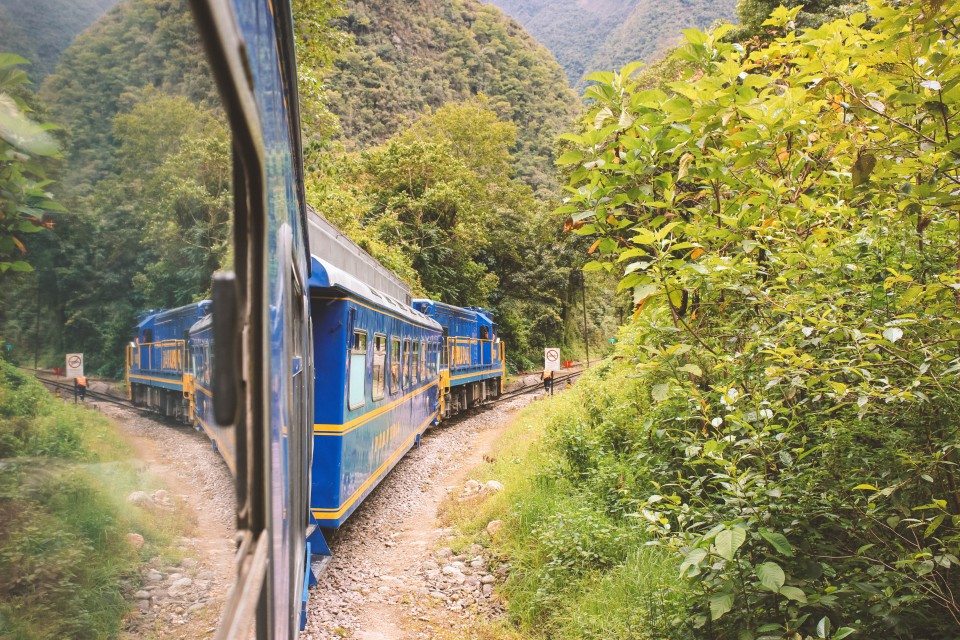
93,402 -> 236,639
303,392 -> 539,639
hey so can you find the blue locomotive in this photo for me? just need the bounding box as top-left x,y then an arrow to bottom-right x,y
127,302 -> 211,423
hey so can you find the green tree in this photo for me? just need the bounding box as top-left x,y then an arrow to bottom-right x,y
0,54 -> 62,276
558,1 -> 960,636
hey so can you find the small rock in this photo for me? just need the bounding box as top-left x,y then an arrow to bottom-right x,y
437,547 -> 453,558
127,491 -> 151,505
181,558 -> 198,569
465,575 -> 480,586
187,603 -> 205,613
470,560 -> 483,568
146,570 -> 163,582
464,480 -> 480,492
172,577 -> 193,588
482,584 -> 494,596
137,600 -> 151,612
481,574 -> 495,584
486,520 -> 503,537
441,566 -> 462,576
126,533 -> 145,550
422,560 -> 439,571
135,590 -> 151,600
483,480 -> 504,493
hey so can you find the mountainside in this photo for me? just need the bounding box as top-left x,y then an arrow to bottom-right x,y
483,0 -> 737,86
327,0 -> 579,188
0,0 -> 119,81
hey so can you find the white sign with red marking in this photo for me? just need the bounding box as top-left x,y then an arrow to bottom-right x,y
544,347 -> 560,372
66,353 -> 84,378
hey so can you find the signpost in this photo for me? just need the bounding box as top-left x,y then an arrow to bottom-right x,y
544,347 -> 560,372
66,353 -> 84,379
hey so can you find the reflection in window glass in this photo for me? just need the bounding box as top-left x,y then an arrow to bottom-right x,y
390,337 -> 401,394
373,334 -> 386,400
349,331 -> 367,409
412,340 -> 420,384
402,339 -> 411,389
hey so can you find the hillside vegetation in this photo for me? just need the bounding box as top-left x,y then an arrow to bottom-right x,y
0,361 -> 188,637
0,0 -> 118,81
484,0 -> 736,86
0,0 -> 608,375
327,0 -> 579,188
459,1 -> 960,638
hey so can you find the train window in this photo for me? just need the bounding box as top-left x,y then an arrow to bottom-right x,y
372,334 -> 386,401
348,330 -> 367,410
143,329 -> 153,344
402,339 -> 411,389
420,340 -> 426,382
390,337 -> 401,395
412,341 -> 420,384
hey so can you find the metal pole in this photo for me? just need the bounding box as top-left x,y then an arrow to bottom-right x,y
34,276 -> 40,370
581,273 -> 589,367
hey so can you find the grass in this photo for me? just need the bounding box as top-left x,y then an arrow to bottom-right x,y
442,382 -> 688,640
0,361 -> 193,639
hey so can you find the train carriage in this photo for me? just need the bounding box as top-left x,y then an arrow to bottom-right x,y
306,255 -> 442,545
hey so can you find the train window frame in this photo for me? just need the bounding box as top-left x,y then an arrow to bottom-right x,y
372,334 -> 386,401
402,338 -> 411,389
390,336 -> 401,395
412,340 -> 420,384
348,330 -> 368,410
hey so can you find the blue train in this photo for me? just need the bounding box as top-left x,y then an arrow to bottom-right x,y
116,0 -> 505,635
127,208 -> 507,601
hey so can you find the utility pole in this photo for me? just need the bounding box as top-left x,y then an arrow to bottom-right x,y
34,276 -> 40,370
581,272 -> 589,367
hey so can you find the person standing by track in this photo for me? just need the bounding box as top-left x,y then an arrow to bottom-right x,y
75,375 -> 87,402
542,369 -> 553,395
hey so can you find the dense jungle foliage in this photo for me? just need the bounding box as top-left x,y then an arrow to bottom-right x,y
465,1 -> 960,639
0,361 -> 188,638
0,0 -> 117,81
0,0 -> 609,375
326,0 -> 579,190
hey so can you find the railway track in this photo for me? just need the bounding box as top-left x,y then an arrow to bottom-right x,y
22,368 -> 164,418
23,363 -> 589,422
495,365 -> 587,403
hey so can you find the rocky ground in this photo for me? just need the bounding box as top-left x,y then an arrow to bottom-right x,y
93,401 -> 237,640
304,376 -> 546,640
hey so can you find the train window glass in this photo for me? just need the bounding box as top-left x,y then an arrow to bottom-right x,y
402,339 -> 411,389
441,329 -> 449,366
143,329 -> 153,344
419,341 -> 426,382
373,334 -> 386,401
390,337 -> 401,394
348,330 -> 367,410
411,340 -> 420,384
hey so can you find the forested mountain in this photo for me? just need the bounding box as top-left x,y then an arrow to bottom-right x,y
0,0 -> 598,374
0,0 -> 119,81
327,0 -> 579,188
483,0 -> 736,86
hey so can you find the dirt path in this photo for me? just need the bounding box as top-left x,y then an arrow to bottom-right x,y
91,401 -> 236,639
304,386 -> 545,639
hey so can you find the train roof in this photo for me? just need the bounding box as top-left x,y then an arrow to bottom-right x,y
306,206 -> 412,305
310,256 -> 440,331
413,299 -> 495,326
137,301 -> 211,330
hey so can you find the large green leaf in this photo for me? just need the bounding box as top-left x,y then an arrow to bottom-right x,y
715,527 -> 746,561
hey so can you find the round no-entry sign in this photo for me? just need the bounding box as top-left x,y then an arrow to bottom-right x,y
68,355 -> 82,369
544,347 -> 560,371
